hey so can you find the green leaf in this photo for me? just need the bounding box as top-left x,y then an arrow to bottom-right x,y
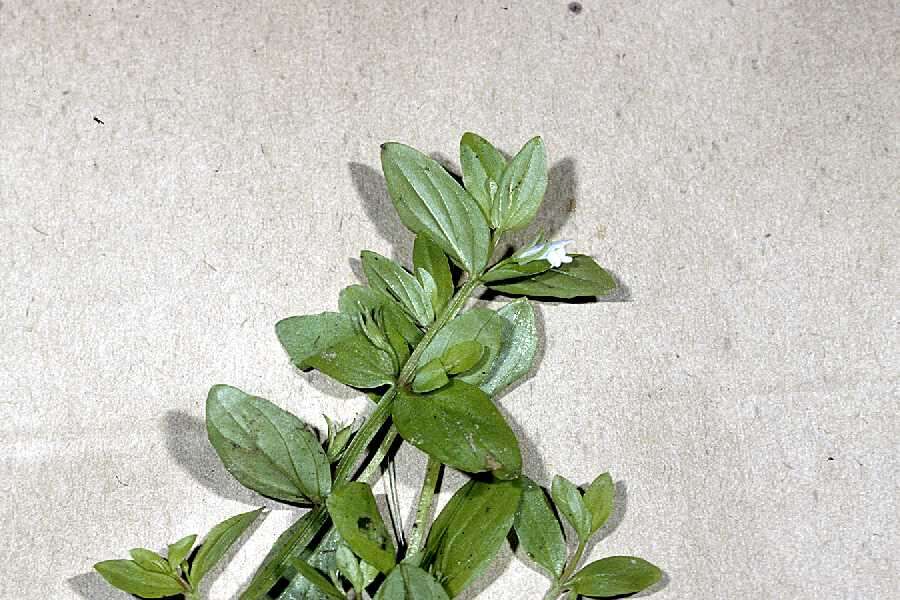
551,476 -> 592,542
460,132 -> 507,218
482,257 -> 552,283
413,235 -> 454,313
411,357 -> 450,393
206,385 -> 331,504
189,508 -> 263,587
441,340 -> 484,375
424,479 -> 523,596
167,534 -> 196,572
276,313 -> 396,389
128,548 -> 170,574
480,299 -> 537,397
374,564 -> 450,600
289,557 -> 346,599
362,250 -> 434,327
242,509 -> 326,600
94,560 -> 184,598
339,285 -> 422,346
325,417 -> 354,463
393,381 -> 521,479
380,142 -> 491,274
417,308 -> 503,386
275,519 -> 342,600
326,482 -> 397,574
583,473 -> 615,535
514,478 -> 567,579
485,255 -> 617,299
335,545 -> 364,593
564,556 -> 662,597
491,136 -> 547,231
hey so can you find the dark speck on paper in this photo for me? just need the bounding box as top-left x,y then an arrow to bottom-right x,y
568,2 -> 583,14
93,116 -> 104,125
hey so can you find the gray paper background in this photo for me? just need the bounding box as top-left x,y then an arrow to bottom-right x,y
2,1 -> 897,598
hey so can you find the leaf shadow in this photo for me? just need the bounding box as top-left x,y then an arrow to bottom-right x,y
348,162 -> 415,267
162,410 -> 282,508
67,571 -> 128,600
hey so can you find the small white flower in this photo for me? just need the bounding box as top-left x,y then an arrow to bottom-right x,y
516,239 -> 574,268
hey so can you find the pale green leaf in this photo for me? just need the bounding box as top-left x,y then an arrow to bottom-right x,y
94,560 -> 184,598
564,556 -> 662,597
583,473 -> 615,535
167,534 -> 197,572
189,508 -> 263,587
411,357 -> 450,393
374,564 -> 450,600
514,478 -> 567,579
362,250 -> 434,327
460,132 -> 507,218
485,255 -> 617,299
480,299 -> 537,396
417,308 -> 503,386
551,476 -> 592,542
413,235 -> 454,313
491,136 -> 547,231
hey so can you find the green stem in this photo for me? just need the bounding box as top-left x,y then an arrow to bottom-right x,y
542,540 -> 586,600
406,456 -> 442,556
241,276 -> 482,600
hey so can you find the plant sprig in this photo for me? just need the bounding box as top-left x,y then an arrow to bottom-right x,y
96,133 -> 662,599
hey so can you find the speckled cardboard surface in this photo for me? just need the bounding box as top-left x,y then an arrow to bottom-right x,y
2,1 -> 897,598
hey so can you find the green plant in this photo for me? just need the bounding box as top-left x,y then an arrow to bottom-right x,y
96,133 -> 662,599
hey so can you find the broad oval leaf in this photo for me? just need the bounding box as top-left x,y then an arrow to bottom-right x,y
393,381 -> 521,479
381,142 -> 490,274
583,473 -> 615,535
276,313 -> 396,388
491,136 -> 547,232
424,479 -> 523,596
413,235 -> 454,313
480,299 -> 537,397
206,385 -> 331,504
361,250 -> 434,327
374,564 -> 450,600
128,548 -> 169,574
190,508 -> 263,587
514,478 -> 567,579
417,308 -> 503,386
564,556 -> 662,597
485,255 -> 617,299
551,475 -> 592,542
94,560 -> 184,598
326,482 -> 397,574
460,132 -> 507,218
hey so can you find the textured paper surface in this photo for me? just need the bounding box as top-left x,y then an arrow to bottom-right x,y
2,1 -> 897,598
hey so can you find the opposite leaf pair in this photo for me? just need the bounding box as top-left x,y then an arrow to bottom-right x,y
95,509 -> 262,599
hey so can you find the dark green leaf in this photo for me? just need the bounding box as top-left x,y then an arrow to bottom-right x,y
362,250 -> 434,327
167,534 -> 196,572
460,132 -> 507,218
551,475 -> 592,542
441,340 -> 484,375
424,479 -> 523,596
128,549 -> 170,574
480,299 -> 537,396
326,482 -> 397,574
412,357 -> 450,393
583,473 -> 615,535
491,137 -> 547,231
325,417 -> 354,463
206,385 -> 331,504
485,255 -> 617,299
94,560 -> 184,598
417,308 -> 503,386
277,313 -> 396,389
393,381 -> 521,479
289,557 -> 346,599
374,564 -> 450,600
190,508 -> 263,587
381,142 -> 491,274
413,235 -> 454,313
564,556 -> 662,597
514,478 -> 567,579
